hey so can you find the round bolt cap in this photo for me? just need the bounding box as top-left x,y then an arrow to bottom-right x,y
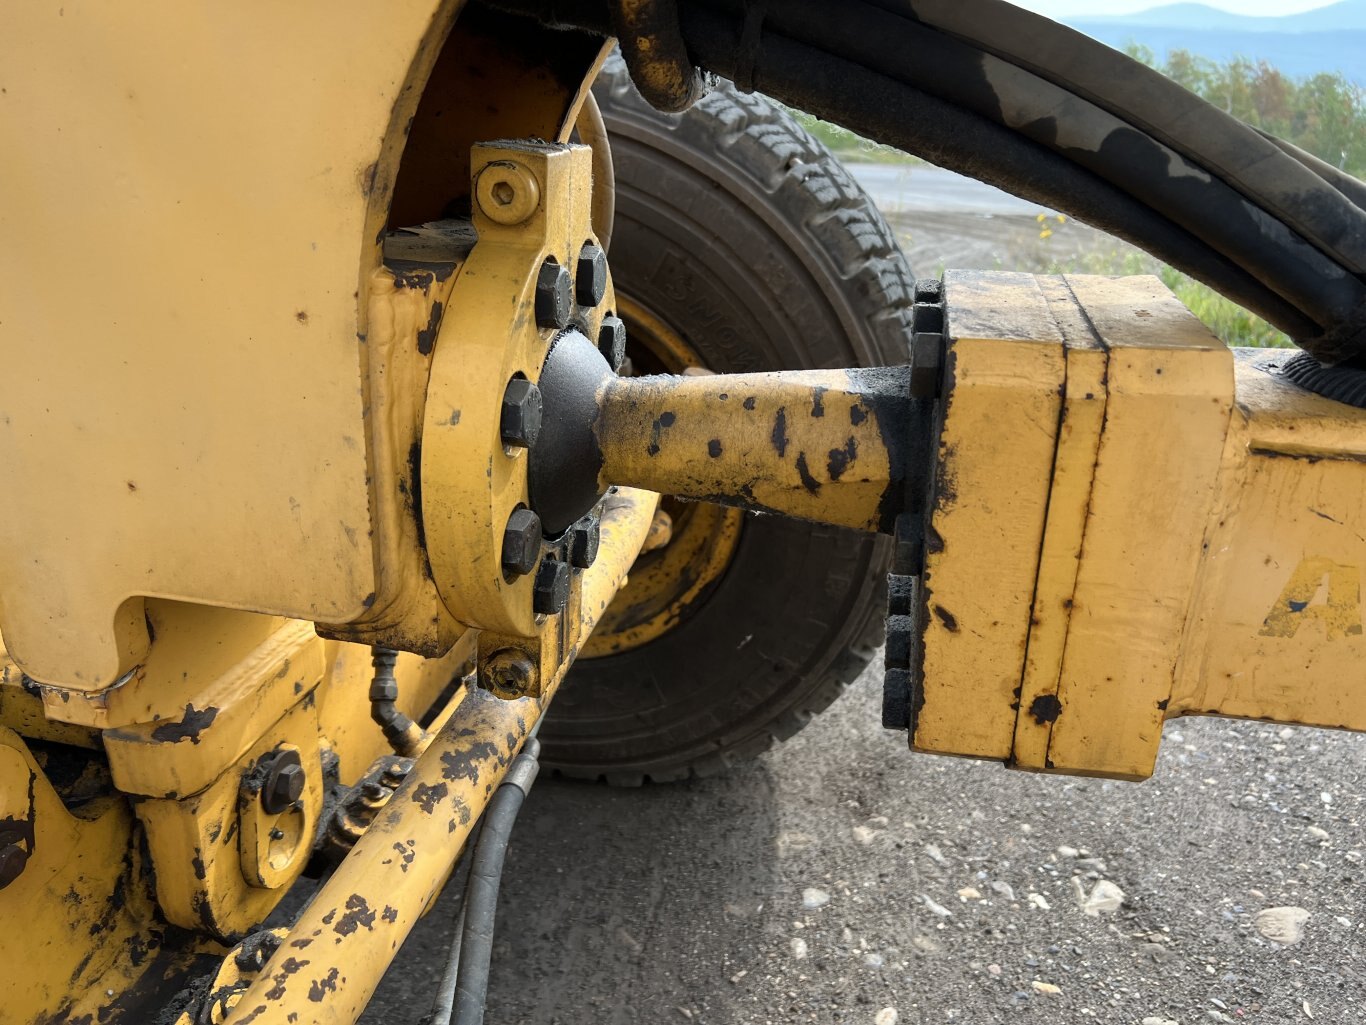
575,243 -> 608,308
261,750 -> 305,815
502,508 -> 543,577
500,378 -> 543,449
533,559 -> 571,615
597,315 -> 627,372
535,259 -> 573,330
481,648 -> 539,699
474,161 -> 540,226
568,516 -> 601,569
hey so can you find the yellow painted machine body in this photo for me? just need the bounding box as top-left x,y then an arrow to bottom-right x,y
0,4 -> 1364,1024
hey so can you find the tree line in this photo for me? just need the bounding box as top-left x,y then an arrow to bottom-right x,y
1126,45 -> 1365,177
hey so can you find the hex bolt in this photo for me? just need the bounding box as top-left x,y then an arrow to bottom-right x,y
500,378 -> 543,449
261,749 -> 305,815
533,559 -> 570,615
474,161 -> 540,226
535,259 -> 573,330
501,507 -> 543,577
0,832 -> 28,891
575,243 -> 608,308
598,315 -> 627,371
568,515 -> 601,569
481,648 -> 539,699
910,330 -> 945,400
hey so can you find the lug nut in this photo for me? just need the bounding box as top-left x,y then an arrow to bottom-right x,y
598,315 -> 627,371
501,508 -> 543,577
500,378 -> 543,449
575,243 -> 608,307
568,516 -> 601,569
481,648 -> 539,699
261,750 -> 305,815
533,559 -> 570,615
535,259 -> 572,330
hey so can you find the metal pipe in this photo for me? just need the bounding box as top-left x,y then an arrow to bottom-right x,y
221,486 -> 658,1025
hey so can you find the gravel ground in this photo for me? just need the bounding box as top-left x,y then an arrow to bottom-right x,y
365,664 -> 1366,1025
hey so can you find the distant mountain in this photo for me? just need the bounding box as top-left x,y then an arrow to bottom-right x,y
1065,2 -> 1366,81
1080,0 -> 1366,31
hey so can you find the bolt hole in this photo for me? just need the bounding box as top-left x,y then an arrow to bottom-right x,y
491,180 -> 516,206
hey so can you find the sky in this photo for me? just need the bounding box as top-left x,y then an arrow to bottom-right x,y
1015,0 -> 1339,15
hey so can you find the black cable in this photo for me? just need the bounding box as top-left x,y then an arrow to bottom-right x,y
448,736 -> 542,1025
673,4 -> 1322,340
427,821 -> 483,1025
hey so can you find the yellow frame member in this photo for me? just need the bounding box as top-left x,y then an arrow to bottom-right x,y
912,272 -> 1366,779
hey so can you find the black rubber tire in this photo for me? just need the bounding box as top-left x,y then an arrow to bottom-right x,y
540,61 -> 914,784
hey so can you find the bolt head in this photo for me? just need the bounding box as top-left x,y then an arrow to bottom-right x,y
481,649 -> 539,699
568,516 -> 601,569
502,508 -> 543,577
909,331 -> 944,399
597,315 -> 627,372
532,559 -> 571,615
500,378 -> 543,449
575,243 -> 608,307
535,259 -> 572,330
261,750 -> 305,815
474,161 -> 540,226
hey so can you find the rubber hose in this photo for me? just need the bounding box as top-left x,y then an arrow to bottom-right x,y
871,0 -> 1366,270
696,0 -> 1366,326
673,5 -> 1322,341
451,738 -> 542,1025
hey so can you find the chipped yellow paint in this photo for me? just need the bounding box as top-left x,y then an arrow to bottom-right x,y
0,0 -> 468,689
0,728 -> 225,1025
595,368 -> 907,532
218,487 -> 658,1025
1010,276 -> 1109,770
1257,557 -> 1362,640
912,271 -> 1065,760
1170,352 -> 1366,732
1042,276 -> 1233,779
422,142 -> 614,637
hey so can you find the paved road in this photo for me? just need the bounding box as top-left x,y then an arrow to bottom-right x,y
362,165 -> 1366,1025
845,164 -> 1056,217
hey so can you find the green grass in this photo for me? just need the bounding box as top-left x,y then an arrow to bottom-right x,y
1042,245 -> 1292,349
787,109 -> 922,165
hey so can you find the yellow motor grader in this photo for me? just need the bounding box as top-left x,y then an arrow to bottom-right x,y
2,2 -> 1364,1022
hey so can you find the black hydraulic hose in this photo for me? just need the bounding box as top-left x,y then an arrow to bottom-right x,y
696,0 -> 1366,325
448,736 -> 542,1025
672,4 -> 1322,342
1253,128 -> 1366,214
875,0 -> 1366,263
428,821 -> 483,1025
